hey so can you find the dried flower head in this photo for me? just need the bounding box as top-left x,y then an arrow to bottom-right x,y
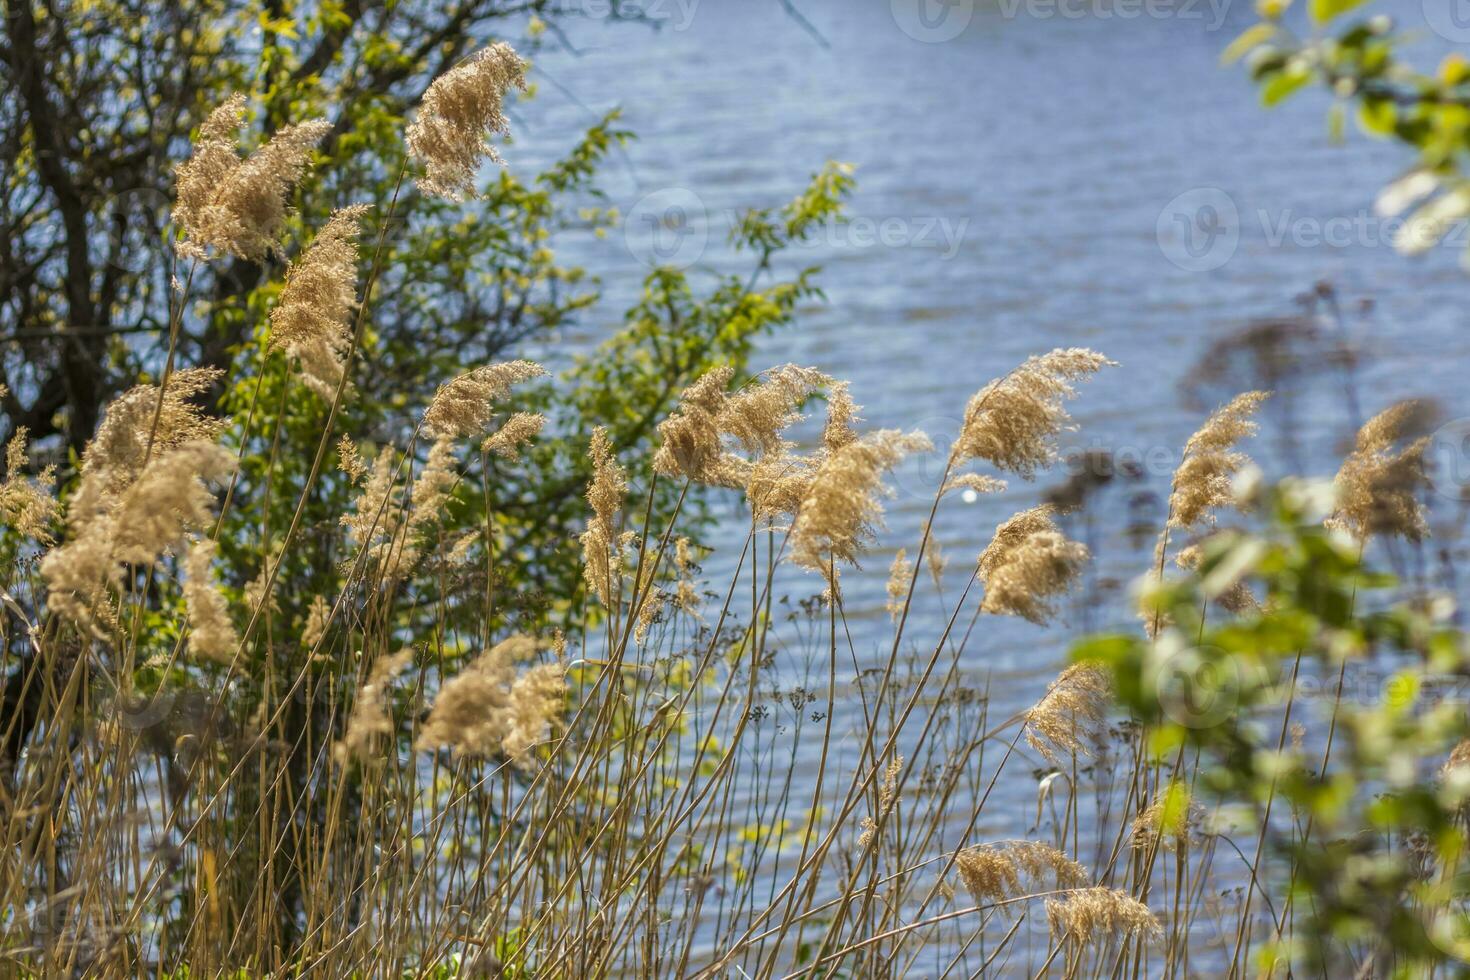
978,507 -> 1088,624
654,367 -> 735,484
183,538 -> 237,664
581,428 -> 627,607
1130,791 -> 1204,852
407,43 -> 529,200
483,411 -> 546,460
1328,401 -> 1433,542
423,360 -> 546,439
269,205 -> 368,399
1023,664 -> 1110,764
886,549 -> 912,622
302,594 -> 331,653
84,368 -> 224,492
858,754 -> 905,849
1045,888 -> 1159,945
942,472 -> 1007,498
952,349 -> 1113,478
790,429 -> 932,575
0,427 -> 58,544
42,440 -> 235,626
1167,391 -> 1269,530
822,380 -> 859,453
718,364 -> 831,457
335,649 -> 414,764
173,96 -> 331,260
954,841 -> 1088,904
417,635 -> 565,766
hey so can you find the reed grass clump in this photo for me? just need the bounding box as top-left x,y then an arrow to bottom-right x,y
2,46 -> 1464,980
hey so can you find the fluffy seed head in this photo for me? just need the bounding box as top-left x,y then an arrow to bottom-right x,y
424,360 -> 546,439
183,538 -> 237,664
952,349 -> 1112,478
886,549 -> 911,622
84,368 -> 224,492
0,428 -> 58,544
335,649 -> 414,764
653,367 -> 737,485
581,428 -> 627,607
978,507 -> 1088,624
1328,400 -> 1433,542
483,412 -> 546,460
416,636 -> 565,766
790,429 -> 932,576
954,841 -> 1088,904
1167,391 -> 1269,530
1023,664 -> 1111,764
269,205 -> 368,399
173,96 -> 330,260
1045,888 -> 1159,945
407,43 -> 529,200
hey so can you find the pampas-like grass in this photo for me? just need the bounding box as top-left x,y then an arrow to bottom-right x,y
407,43 -> 528,200
416,635 -> 565,765
951,348 -> 1112,478
1167,391 -> 1269,531
1328,400 -> 1432,542
269,205 -> 368,399
173,96 -> 330,261
790,428 -> 931,575
1023,663 -> 1110,764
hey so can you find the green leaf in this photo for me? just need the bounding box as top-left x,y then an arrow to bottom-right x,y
1309,0 -> 1368,25
1262,68 -> 1312,106
1221,23 -> 1277,65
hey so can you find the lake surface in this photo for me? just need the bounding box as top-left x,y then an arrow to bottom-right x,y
510,0 -> 1470,961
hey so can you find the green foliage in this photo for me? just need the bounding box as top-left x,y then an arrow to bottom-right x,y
1079,480 -> 1470,974
1227,0 -> 1470,261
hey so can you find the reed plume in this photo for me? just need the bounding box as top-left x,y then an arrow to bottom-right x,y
1327,400 -> 1433,542
42,440 -> 235,626
978,506 -> 1088,624
951,348 -> 1112,478
790,428 -> 931,575
335,649 -> 414,764
269,205 -> 368,399
581,427 -> 627,607
1022,663 -> 1110,764
0,427 -> 58,544
483,411 -> 546,460
417,635 -> 565,765
407,43 -> 529,200
173,95 -> 330,260
84,367 -> 224,491
1167,391 -> 1269,531
423,360 -> 546,439
885,549 -> 911,621
183,538 -> 237,664
1045,887 -> 1159,944
953,841 -> 1088,903
653,366 -> 735,485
